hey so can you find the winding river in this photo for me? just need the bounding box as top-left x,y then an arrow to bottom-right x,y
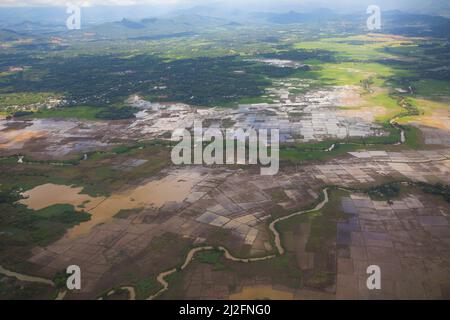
0,180 -> 330,301
146,188 -> 330,300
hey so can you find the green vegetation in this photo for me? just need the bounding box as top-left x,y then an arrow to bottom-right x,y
25,105 -> 138,121
280,141 -> 356,163
135,276 -> 161,300
261,49 -> 336,62
12,111 -> 34,117
305,210 -> 338,254
195,249 -> 223,264
367,182 -> 401,201
0,92 -> 56,108
305,190 -> 348,254
0,188 -> 91,266
149,232 -> 184,252
114,208 -> 143,219
403,125 -> 424,149
413,79 -> 450,99
417,183 -> 450,203
0,54 -> 275,108
0,140 -> 171,197
53,271 -> 69,289
0,188 -> 22,204
276,189 -> 347,255
311,62 -> 395,87
32,106 -> 103,120
305,271 -> 335,290
237,96 -> 274,105
34,204 -> 90,225
0,275 -> 53,300
279,133 -> 404,163
369,92 -> 403,122
294,35 -> 403,61
0,141 -> 174,268
94,106 -> 137,120
134,232 -> 193,299
268,188 -> 290,202
267,254 -> 303,287
195,249 -> 227,271
1,12 -> 450,300
272,189 -> 348,290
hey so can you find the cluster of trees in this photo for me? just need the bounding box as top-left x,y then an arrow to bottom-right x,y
418,182 -> 450,203
12,111 -> 34,118
94,106 -> 137,120
1,53 -> 278,107
0,188 -> 22,204
155,56 -> 271,106
367,182 -> 401,200
382,12 -> 450,39
0,186 -> 90,265
261,49 -> 337,62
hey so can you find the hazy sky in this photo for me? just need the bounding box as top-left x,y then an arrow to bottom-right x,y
2,0 -> 181,5
0,0 -> 447,15
0,0 -> 435,7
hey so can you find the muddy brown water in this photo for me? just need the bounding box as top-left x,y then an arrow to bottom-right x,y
229,285 -> 294,300
20,171 -> 203,238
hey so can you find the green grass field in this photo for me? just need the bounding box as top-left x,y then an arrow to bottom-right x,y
306,62 -> 395,87
31,106 -> 103,120
0,92 -> 58,108
413,79 -> 450,99
294,35 -> 410,61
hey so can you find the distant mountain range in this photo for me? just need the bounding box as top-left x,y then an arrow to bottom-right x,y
253,8 -> 339,24
1,1 -> 450,29
1,6 -> 449,40
78,14 -> 229,39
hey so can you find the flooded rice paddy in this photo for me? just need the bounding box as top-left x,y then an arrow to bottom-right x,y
0,83 -> 399,160
229,285 -> 294,300
20,170 -> 203,238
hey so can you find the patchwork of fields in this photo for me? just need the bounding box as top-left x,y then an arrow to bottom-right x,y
0,11 -> 449,300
